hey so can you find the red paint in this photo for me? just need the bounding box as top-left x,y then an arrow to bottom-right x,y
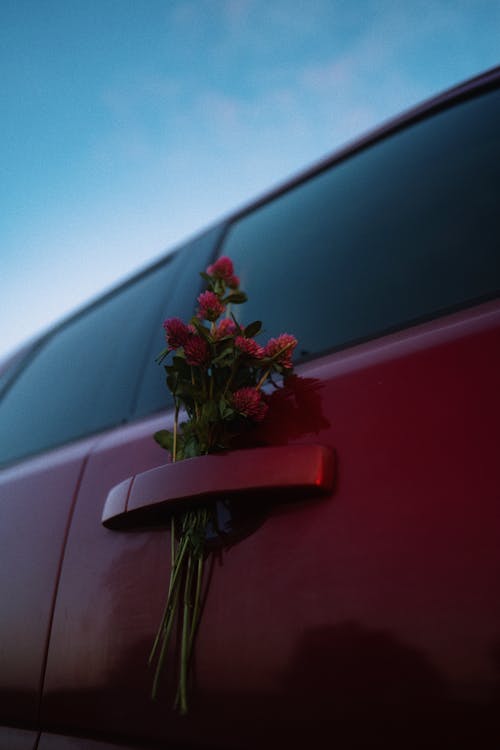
40,300 -> 500,748
38,734 -> 145,750
100,478 -> 132,527
0,438 -> 94,727
0,726 -> 38,750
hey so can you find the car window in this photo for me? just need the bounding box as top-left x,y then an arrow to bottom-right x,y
132,224 -> 225,418
0,260 -> 178,467
220,86 -> 500,360
0,343 -> 31,399
0,226 -> 223,467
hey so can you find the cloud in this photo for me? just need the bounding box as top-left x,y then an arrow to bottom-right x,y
4,0 -> 498,361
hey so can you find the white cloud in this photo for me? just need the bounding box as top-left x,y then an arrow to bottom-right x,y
4,0 -> 498,361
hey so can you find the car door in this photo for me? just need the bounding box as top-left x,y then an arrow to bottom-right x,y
40,79 -> 500,749
0,228 -> 221,749
0,728 -> 39,750
0,341 -> 99,750
0,439 -> 100,750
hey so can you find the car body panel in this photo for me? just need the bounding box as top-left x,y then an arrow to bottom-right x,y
0,437 -> 96,727
37,734 -> 150,750
41,299 -> 500,747
0,726 -> 38,750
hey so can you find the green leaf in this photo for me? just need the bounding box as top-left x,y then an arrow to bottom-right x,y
199,271 -> 212,283
183,434 -> 200,458
224,291 -> 247,305
230,312 -> 243,334
201,400 -> 218,422
215,334 -> 235,345
244,320 -> 262,338
172,354 -> 187,366
191,317 -> 212,340
211,345 -> 234,365
213,278 -> 225,296
156,346 -> 170,364
175,381 -> 204,401
170,355 -> 191,379
154,430 -> 173,451
166,373 -> 178,394
219,398 -> 235,420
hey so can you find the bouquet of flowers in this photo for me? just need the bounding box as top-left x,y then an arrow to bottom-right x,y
150,256 -> 297,713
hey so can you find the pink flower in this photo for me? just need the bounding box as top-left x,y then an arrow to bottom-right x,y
264,333 -> 298,369
184,335 -> 210,366
163,317 -> 191,350
227,274 -> 240,289
206,256 -> 234,281
235,336 -> 264,358
216,318 -> 237,339
197,291 -> 225,321
232,387 -> 268,421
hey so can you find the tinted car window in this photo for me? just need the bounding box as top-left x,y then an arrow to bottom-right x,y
0,258 -> 176,467
0,344 -> 30,399
0,226 -> 222,467
132,224 -> 225,418
221,87 -> 500,360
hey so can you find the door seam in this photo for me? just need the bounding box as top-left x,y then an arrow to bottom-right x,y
35,450 -> 92,727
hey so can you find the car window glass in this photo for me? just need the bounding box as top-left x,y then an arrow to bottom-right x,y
0,345 -> 30,399
0,259 -> 176,467
133,224 -> 225,419
221,87 -> 500,360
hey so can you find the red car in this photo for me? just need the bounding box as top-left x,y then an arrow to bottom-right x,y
1,67 -> 499,749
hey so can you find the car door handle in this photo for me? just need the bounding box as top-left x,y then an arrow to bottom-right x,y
102,444 -> 335,530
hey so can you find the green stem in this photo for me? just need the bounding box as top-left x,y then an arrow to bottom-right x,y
150,483 -> 212,712
148,532 -> 189,666
173,402 -> 179,462
256,367 -> 271,391
169,533 -> 190,591
188,552 -> 204,661
170,515 -> 175,567
223,358 -> 238,397
151,579 -> 182,699
191,368 -> 201,421
179,551 -> 194,714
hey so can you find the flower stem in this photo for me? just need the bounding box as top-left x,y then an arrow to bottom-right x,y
256,367 -> 271,391
191,368 -> 200,420
173,402 -> 179,462
179,550 -> 194,714
170,515 -> 175,567
150,573 -> 181,699
148,531 -> 189,668
188,552 -> 204,660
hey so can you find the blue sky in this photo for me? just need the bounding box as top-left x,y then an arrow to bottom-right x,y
1,0 -> 499,358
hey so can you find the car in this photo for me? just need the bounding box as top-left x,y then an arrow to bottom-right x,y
1,66 -> 499,750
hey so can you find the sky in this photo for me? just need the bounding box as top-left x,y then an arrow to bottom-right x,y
1,0 -> 499,359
